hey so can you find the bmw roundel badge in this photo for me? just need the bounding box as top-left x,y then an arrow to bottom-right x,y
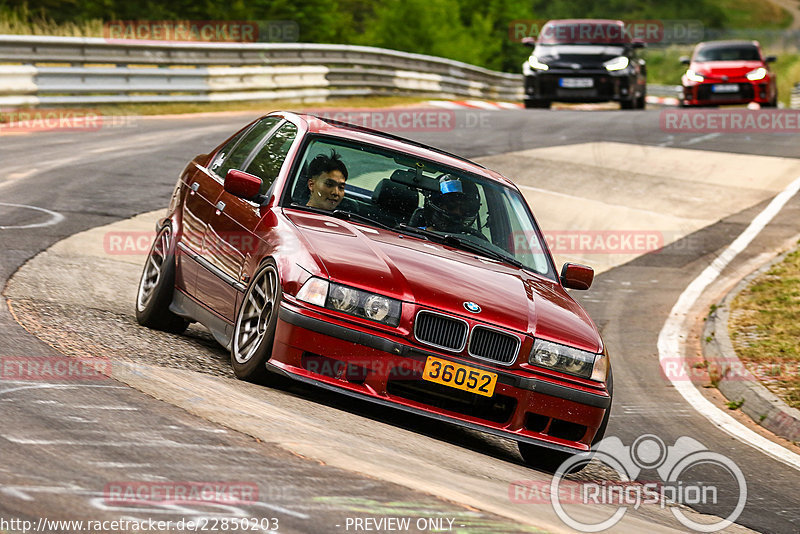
463,301 -> 481,313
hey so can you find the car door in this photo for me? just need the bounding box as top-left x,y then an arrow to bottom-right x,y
197,119 -> 299,320
184,117 -> 281,310
175,137 -> 248,298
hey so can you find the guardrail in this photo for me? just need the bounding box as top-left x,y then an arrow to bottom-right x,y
0,35 -> 523,106
2,35 -> 797,109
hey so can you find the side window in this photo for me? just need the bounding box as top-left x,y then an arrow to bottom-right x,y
243,122 -> 298,194
209,117 -> 281,181
208,130 -> 245,175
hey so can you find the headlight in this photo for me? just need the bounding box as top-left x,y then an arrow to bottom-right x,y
296,277 -> 328,306
329,285 -> 359,312
685,70 -> 705,83
746,67 -> 767,81
296,278 -> 402,327
604,56 -> 629,71
529,338 -> 604,380
527,55 -> 549,71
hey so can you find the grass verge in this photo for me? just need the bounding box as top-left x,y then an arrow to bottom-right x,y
87,96 -> 433,117
728,243 -> 800,409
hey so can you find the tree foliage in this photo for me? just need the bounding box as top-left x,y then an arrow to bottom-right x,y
0,0 -> 754,72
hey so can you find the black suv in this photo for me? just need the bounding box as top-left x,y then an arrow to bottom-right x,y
522,19 -> 647,109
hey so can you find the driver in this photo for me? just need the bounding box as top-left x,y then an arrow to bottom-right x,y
423,174 -> 481,233
306,150 -> 348,210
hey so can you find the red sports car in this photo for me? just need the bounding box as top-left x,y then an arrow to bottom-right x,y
135,111 -> 612,469
680,40 -> 777,107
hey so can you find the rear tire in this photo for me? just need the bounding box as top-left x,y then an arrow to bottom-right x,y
135,225 -> 189,334
231,260 -> 283,384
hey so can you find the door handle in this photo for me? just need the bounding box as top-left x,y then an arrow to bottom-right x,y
190,182 -> 200,193
215,201 -> 226,213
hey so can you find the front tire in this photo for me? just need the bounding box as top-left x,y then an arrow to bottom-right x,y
231,260 -> 282,382
524,100 -> 551,109
135,225 -> 189,334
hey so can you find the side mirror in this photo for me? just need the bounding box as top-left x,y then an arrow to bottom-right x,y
680,56 -> 691,65
225,169 -> 262,200
521,37 -> 536,47
632,40 -> 645,49
765,55 -> 777,63
560,263 -> 594,290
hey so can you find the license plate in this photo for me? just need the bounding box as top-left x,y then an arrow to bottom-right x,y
712,84 -> 739,93
422,356 -> 497,397
560,77 -> 593,88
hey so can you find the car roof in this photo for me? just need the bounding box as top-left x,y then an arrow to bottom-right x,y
543,19 -> 624,26
270,111 -> 516,188
696,40 -> 760,49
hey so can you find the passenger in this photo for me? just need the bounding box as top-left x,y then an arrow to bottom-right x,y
306,150 -> 348,210
424,174 -> 481,234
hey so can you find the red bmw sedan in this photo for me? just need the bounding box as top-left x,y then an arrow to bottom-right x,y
135,111 -> 612,469
680,40 -> 777,107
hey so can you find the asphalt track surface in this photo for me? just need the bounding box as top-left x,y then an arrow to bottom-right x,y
1,107 -> 799,533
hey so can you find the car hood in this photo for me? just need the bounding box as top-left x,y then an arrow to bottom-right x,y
287,211 -> 601,352
691,60 -> 765,78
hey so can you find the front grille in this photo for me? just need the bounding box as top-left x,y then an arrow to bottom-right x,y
556,88 -> 599,98
414,311 -> 468,352
387,377 -> 517,424
468,326 -> 520,364
697,83 -> 753,101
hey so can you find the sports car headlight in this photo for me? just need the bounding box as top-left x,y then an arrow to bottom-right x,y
604,56 -> 629,71
746,67 -> 767,81
527,55 -> 549,71
685,69 -> 705,82
297,278 -> 402,327
296,277 -> 328,306
529,338 -> 603,380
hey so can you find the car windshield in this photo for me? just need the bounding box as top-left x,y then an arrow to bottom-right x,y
695,45 -> 760,62
283,135 -> 554,277
538,22 -> 629,45
533,44 -> 626,59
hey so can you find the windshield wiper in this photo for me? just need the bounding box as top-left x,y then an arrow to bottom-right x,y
394,224 -> 443,242
396,224 -> 525,269
288,203 -> 395,232
441,234 -> 526,269
331,210 -> 396,232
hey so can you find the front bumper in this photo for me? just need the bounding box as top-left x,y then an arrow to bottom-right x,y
681,81 -> 771,106
524,70 -> 636,104
269,303 -> 610,453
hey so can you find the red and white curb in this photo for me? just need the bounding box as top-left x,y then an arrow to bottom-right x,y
646,95 -> 680,106
428,98 -> 684,109
426,100 -> 522,110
